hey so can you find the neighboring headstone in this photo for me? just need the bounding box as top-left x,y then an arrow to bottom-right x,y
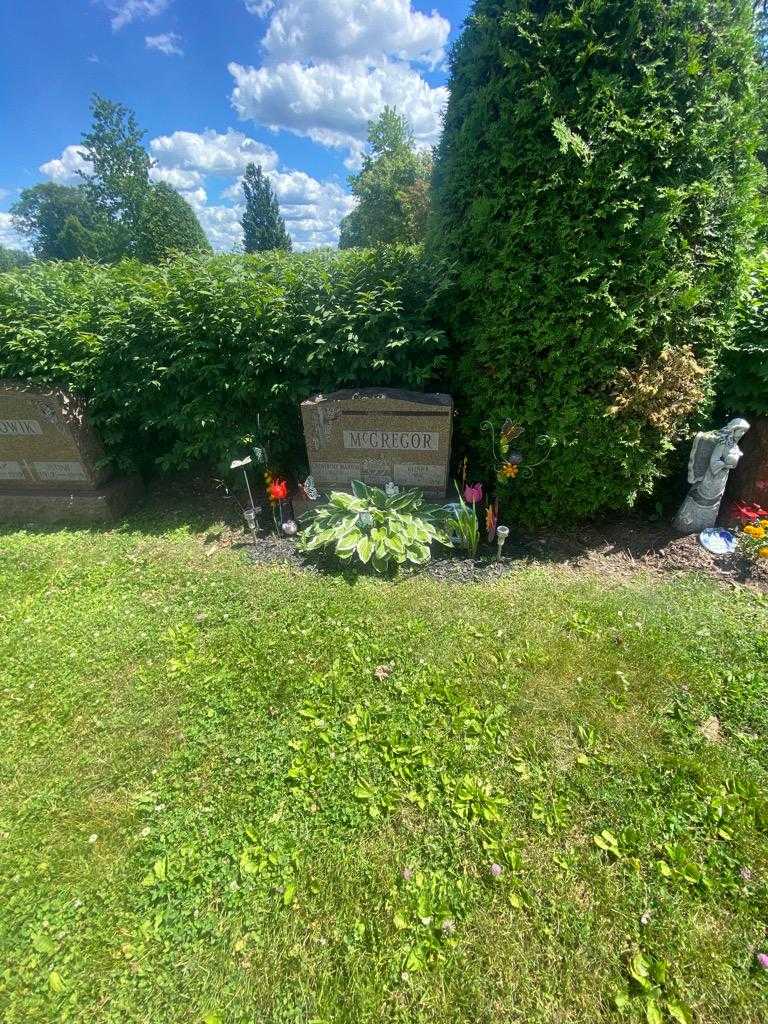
725,415 -> 768,513
301,388 -> 453,498
0,381 -> 142,523
673,418 -> 750,534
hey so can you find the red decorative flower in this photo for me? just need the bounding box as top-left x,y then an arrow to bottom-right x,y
729,501 -> 768,523
267,478 -> 289,502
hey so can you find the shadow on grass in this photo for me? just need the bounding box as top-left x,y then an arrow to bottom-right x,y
2,472 -> 765,591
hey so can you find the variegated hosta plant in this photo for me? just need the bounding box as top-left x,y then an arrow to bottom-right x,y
298,481 -> 450,572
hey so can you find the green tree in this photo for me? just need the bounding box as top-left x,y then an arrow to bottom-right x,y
0,245 -> 32,271
10,183 -> 108,261
78,95 -> 153,258
240,164 -> 292,253
339,107 -> 432,249
136,182 -> 212,263
430,0 -> 764,523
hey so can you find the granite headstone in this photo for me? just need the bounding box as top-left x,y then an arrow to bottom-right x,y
301,388 -> 453,498
0,380 -> 142,522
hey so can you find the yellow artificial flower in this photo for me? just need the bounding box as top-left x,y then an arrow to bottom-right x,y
500,463 -> 519,479
759,546 -> 768,559
743,524 -> 761,538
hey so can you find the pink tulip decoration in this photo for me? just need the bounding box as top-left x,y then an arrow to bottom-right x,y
463,482 -> 484,504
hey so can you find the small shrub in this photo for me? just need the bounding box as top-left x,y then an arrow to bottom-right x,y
298,481 -> 449,572
445,485 -> 481,558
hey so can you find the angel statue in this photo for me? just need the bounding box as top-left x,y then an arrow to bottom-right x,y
673,418 -> 750,534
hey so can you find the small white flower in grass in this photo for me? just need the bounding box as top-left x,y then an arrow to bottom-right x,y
401,867 -> 414,881
640,909 -> 652,926
88,834 -> 98,844
490,862 -> 503,878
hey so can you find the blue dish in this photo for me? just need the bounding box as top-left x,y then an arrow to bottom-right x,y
699,528 -> 737,555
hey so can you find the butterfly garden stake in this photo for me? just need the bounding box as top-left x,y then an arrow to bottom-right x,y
481,419 -> 556,485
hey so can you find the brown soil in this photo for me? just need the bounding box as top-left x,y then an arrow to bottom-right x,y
138,474 -> 768,593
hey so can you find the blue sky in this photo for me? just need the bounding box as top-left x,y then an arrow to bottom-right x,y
0,0 -> 472,251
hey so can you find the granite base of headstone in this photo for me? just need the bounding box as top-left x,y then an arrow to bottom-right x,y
301,388 -> 454,499
0,381 -> 143,523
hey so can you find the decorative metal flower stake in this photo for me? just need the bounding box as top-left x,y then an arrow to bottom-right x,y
481,419 -> 556,483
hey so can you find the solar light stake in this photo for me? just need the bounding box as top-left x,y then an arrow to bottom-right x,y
496,525 -> 510,563
230,456 -> 260,545
230,456 -> 256,508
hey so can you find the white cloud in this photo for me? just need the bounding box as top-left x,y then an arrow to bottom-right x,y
259,0 -> 449,67
145,32 -> 183,56
244,0 -> 275,14
179,186 -> 208,210
101,0 -> 170,31
149,165 -> 203,190
39,145 -> 92,185
196,205 -> 243,250
229,59 -> 447,163
150,129 -> 279,175
0,212 -> 29,252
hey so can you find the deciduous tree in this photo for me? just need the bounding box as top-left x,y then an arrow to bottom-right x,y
339,107 -> 432,249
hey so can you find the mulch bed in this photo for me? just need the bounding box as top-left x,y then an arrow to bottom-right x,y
142,474 -> 768,592
229,517 -> 767,592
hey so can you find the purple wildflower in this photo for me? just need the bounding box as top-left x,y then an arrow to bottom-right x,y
490,862 -> 504,878
757,952 -> 768,971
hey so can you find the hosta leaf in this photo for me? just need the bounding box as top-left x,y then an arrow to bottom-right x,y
336,529 -> 363,553
331,492 -> 366,513
357,534 -> 375,563
666,1001 -> 693,1024
645,999 -> 663,1024
385,533 -> 405,554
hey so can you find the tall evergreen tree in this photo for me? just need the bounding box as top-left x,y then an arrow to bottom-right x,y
240,164 -> 292,253
431,0 -> 764,523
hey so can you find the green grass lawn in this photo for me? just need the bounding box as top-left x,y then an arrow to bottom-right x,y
1,512 -> 767,1023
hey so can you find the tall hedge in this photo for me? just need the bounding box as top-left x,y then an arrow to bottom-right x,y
431,0 -> 764,522
0,248 -> 449,474
720,250 -> 768,417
